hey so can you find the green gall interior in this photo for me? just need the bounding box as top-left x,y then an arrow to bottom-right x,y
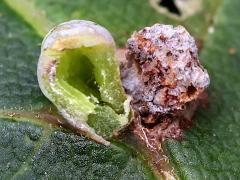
52,44 -> 127,137
58,49 -> 101,101
56,45 -> 126,112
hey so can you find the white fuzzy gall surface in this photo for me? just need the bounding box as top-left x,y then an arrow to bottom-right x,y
122,24 -> 210,115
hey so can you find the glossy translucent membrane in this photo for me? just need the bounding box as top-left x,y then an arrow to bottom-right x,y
38,20 -> 129,145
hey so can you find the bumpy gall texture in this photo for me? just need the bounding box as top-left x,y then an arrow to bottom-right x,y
121,24 -> 210,122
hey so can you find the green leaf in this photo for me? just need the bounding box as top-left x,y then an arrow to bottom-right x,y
1,0 -> 240,179
5,0 -> 222,46
0,117 -> 154,179
164,0 -> 240,178
181,0 -> 223,40
28,0 -> 175,47
0,1 -> 50,111
0,1 -> 155,179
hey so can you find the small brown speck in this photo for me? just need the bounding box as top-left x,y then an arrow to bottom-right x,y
160,35 -> 167,42
186,62 -> 192,67
46,59 -> 57,74
149,46 -> 156,55
7,112 -> 16,118
143,115 -> 156,124
166,51 -> 172,56
195,38 -> 203,51
228,48 -> 237,55
159,118 -> 171,130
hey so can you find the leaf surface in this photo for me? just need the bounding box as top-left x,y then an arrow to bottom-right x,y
164,0 -> 240,178
1,0 -> 240,179
0,118 -> 155,179
5,0 -> 221,46
0,1 -> 155,179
